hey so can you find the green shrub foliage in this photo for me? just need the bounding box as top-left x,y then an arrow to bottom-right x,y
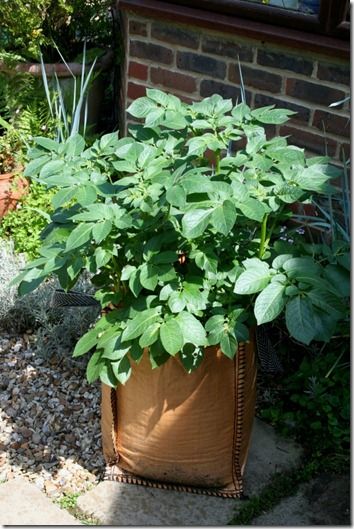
13,91 -> 350,386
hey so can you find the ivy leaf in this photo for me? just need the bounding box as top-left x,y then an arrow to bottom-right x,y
285,296 -> 317,345
160,319 -> 183,355
254,283 -> 286,324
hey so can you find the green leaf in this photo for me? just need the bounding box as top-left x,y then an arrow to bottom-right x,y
129,269 -> 142,298
234,265 -> 271,294
168,291 -> 186,313
179,344 -> 204,373
166,185 -> 186,209
237,198 -> 267,222
33,137 -> 60,151
99,362 -> 118,388
40,159 -> 65,178
52,188 -> 77,209
122,307 -> 162,341
254,283 -> 286,324
285,296 -> 317,345
92,220 -> 113,244
24,155 -> 51,177
111,356 -> 132,385
64,134 -> 86,157
101,334 -> 131,361
272,254 -> 293,270
182,209 -> 212,239
76,185 -> 97,206
176,312 -> 207,346
251,106 -> 296,124
282,257 -> 321,278
220,332 -> 238,359
127,97 -> 156,118
211,200 -> 237,235
65,223 -> 94,252
86,351 -> 104,383
139,322 -> 161,348
160,319 -> 183,355
18,268 -> 45,296
139,263 -> 158,291
324,265 -> 350,297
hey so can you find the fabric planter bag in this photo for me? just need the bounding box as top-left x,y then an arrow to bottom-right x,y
101,339 -> 257,498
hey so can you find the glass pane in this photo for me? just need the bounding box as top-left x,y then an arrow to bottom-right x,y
248,0 -> 320,14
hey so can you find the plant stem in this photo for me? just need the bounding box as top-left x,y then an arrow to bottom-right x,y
215,150 -> 221,175
258,214 -> 269,259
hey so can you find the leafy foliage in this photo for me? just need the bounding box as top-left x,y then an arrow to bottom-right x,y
0,0 -> 114,62
13,91 -> 350,386
261,340 -> 350,469
0,182 -> 54,258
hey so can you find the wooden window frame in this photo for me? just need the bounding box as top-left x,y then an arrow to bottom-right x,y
160,0 -> 349,38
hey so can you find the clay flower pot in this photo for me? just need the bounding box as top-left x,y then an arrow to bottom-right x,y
0,171 -> 29,218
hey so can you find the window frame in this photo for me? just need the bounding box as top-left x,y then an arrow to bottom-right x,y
160,0 -> 349,38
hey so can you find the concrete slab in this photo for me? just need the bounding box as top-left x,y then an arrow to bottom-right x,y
0,477 -> 81,526
77,418 -> 303,526
251,473 -> 351,526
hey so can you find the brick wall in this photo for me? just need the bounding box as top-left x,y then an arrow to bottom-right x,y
121,12 -> 350,161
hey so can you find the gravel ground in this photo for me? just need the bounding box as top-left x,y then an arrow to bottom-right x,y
0,331 -> 105,499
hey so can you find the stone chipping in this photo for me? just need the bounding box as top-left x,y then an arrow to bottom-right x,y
0,331 -> 104,499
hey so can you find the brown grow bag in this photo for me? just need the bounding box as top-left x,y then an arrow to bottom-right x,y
101,339 -> 257,498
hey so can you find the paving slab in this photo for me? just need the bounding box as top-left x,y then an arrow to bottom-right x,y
251,472 -> 351,526
77,418 -> 302,526
0,477 -> 81,526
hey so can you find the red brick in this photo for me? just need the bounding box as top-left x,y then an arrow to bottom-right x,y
128,61 -> 148,81
280,125 -> 337,157
200,79 -> 252,104
286,79 -> 345,107
130,40 -> 173,65
151,22 -> 199,49
177,51 -> 226,80
257,49 -> 313,75
312,110 -> 350,137
317,62 -> 350,86
127,82 -> 147,100
150,67 -> 197,93
129,20 -> 148,37
229,64 -> 282,94
201,37 -> 253,62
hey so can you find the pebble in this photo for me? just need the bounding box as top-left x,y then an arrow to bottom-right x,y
0,333 -> 105,498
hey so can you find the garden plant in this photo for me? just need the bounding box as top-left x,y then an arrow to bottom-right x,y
13,90 -> 350,387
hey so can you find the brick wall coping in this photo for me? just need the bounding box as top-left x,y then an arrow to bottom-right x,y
119,0 -> 349,59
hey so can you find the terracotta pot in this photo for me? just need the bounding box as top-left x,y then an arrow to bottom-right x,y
0,171 -> 29,219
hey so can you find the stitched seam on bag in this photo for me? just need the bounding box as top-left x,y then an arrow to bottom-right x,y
232,342 -> 246,495
103,466 -> 242,498
110,387 -> 120,464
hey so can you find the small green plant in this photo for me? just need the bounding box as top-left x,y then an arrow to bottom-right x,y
0,182 -> 54,258
13,91 -> 350,387
261,342 -> 350,470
